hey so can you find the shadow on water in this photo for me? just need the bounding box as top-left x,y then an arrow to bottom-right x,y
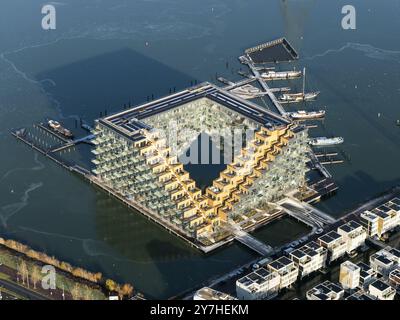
35,47 -> 197,122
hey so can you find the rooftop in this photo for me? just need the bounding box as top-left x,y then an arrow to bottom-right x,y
237,267 -> 278,289
194,287 -> 236,300
346,291 -> 376,300
307,281 -> 344,300
338,220 -> 362,233
98,83 -> 291,141
370,279 -> 391,292
341,261 -> 360,272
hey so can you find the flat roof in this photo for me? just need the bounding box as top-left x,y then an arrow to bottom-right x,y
388,247 -> 400,258
305,241 -> 321,251
319,231 -> 341,244
370,279 -> 391,292
291,249 -> 306,259
341,261 -> 360,271
347,292 -> 376,300
357,262 -> 373,272
309,281 -> 343,300
338,224 -> 352,233
237,267 -> 276,287
98,82 -> 291,141
277,256 -> 293,266
389,197 -> 400,206
375,255 -> 393,265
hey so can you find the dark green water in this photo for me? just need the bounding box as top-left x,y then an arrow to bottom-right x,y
0,0 -> 399,298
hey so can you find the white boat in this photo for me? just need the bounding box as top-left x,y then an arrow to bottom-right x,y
287,110 -> 325,120
231,84 -> 263,99
261,69 -> 302,81
279,67 -> 320,103
309,137 -> 344,146
279,91 -> 320,103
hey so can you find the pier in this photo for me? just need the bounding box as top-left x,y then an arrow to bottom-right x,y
245,62 -> 288,116
307,151 -> 332,179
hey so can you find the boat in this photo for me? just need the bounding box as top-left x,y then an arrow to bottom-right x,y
261,69 -> 302,81
279,91 -> 320,103
48,120 -> 73,138
308,137 -> 344,146
287,110 -> 325,120
278,67 -> 320,103
231,84 -> 263,99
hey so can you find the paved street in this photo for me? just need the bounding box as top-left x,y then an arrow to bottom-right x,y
0,279 -> 48,300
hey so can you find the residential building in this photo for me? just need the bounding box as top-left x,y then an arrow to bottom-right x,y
317,231 -> 347,263
346,290 -> 377,300
368,279 -> 396,300
337,220 -> 367,253
236,267 -> 280,300
267,256 -> 299,289
289,241 -> 327,278
388,268 -> 400,290
339,261 -> 360,290
306,281 -> 344,300
357,262 -> 376,289
369,246 -> 400,276
360,198 -> 400,237
91,82 -> 309,243
360,211 -> 379,237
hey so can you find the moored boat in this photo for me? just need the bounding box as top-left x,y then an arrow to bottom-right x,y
309,136 -> 344,146
287,110 -> 325,120
48,120 -> 73,138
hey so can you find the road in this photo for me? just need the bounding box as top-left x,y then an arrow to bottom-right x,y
0,279 -> 48,300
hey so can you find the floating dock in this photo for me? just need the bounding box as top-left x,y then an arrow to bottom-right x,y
244,37 -> 299,64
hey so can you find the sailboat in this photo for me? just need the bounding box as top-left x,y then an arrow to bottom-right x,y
279,67 -> 320,103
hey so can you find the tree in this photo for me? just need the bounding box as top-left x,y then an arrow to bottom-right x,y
70,283 -> 81,300
121,283 -> 134,298
82,285 -> 93,300
105,279 -> 117,292
31,265 -> 41,289
116,285 -> 123,300
18,260 -> 28,285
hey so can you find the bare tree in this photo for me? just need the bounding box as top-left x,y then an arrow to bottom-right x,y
83,285 -> 93,300
70,283 -> 81,300
31,265 -> 41,289
18,260 -> 29,285
121,283 -> 134,298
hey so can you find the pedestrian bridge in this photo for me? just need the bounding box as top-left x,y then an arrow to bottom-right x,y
228,224 -> 274,256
